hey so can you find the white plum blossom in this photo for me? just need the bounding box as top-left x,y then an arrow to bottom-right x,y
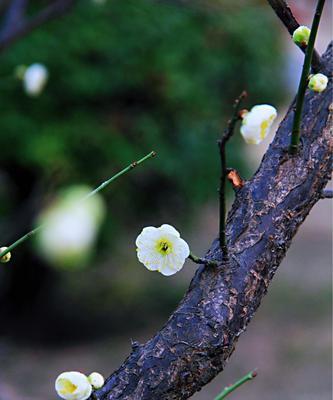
240,104 -> 277,145
36,186 -> 105,268
292,26 -> 311,46
308,73 -> 328,92
23,63 -> 48,97
136,224 -> 190,276
55,371 -> 92,400
88,372 -> 105,389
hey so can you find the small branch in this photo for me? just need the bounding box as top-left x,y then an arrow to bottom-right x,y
0,151 -> 156,260
214,370 -> 257,400
0,0 -> 76,52
289,0 -> 326,154
83,151 -> 156,200
320,189 -> 333,198
218,91 -> 247,255
266,0 -> 322,72
226,168 -> 245,190
1,0 -> 28,35
188,253 -> 217,267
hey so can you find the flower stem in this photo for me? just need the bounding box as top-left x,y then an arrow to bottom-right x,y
0,151 -> 156,260
188,253 -> 217,267
289,0 -> 326,154
214,370 -> 257,400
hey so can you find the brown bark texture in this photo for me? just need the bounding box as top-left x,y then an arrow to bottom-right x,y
92,43 -> 333,400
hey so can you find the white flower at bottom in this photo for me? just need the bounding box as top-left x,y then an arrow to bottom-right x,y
136,224 -> 190,276
23,63 -> 48,97
308,73 -> 328,92
88,372 -> 105,389
240,104 -> 277,145
55,371 -> 92,400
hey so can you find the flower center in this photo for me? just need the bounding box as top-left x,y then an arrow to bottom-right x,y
260,115 -> 275,140
156,238 -> 173,255
58,379 -> 78,395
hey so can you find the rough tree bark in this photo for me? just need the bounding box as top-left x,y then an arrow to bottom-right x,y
92,43 -> 333,400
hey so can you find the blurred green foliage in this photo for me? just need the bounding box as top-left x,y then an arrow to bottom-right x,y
0,0 -> 287,341
0,0 -> 284,227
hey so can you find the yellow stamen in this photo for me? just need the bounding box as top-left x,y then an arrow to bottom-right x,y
58,379 -> 78,395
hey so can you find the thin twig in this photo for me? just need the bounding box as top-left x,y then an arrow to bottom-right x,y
289,0 -> 326,154
1,0 -> 28,35
214,370 -> 257,400
266,0 -> 322,72
320,189 -> 333,198
0,151 -> 156,260
0,0 -> 76,52
218,91 -> 247,256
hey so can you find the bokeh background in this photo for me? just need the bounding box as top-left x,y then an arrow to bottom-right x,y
0,0 -> 331,399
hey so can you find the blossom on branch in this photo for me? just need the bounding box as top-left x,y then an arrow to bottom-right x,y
136,224 -> 190,276
240,104 -> 277,145
55,372 -> 92,400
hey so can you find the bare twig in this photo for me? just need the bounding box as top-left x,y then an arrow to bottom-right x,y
266,0 -> 322,72
214,370 -> 257,400
1,0 -> 28,35
0,0 -> 76,52
218,91 -> 247,255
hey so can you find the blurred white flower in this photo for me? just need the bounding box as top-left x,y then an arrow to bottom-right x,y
0,247 -> 11,263
55,371 -> 92,400
23,63 -> 48,97
136,224 -> 190,276
308,73 -> 328,92
240,104 -> 277,145
88,372 -> 105,389
292,26 -> 311,47
36,186 -> 105,268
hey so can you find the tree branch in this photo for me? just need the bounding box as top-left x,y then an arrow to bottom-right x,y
0,0 -> 76,52
91,42 -> 333,400
266,0 -> 322,72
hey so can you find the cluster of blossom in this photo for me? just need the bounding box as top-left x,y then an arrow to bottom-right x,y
55,371 -> 104,400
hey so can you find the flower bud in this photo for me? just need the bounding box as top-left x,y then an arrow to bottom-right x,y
292,26 -> 311,46
240,104 -> 277,145
55,371 -> 92,400
23,63 -> 48,97
88,372 -> 105,389
0,247 -> 11,263
308,73 -> 328,92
